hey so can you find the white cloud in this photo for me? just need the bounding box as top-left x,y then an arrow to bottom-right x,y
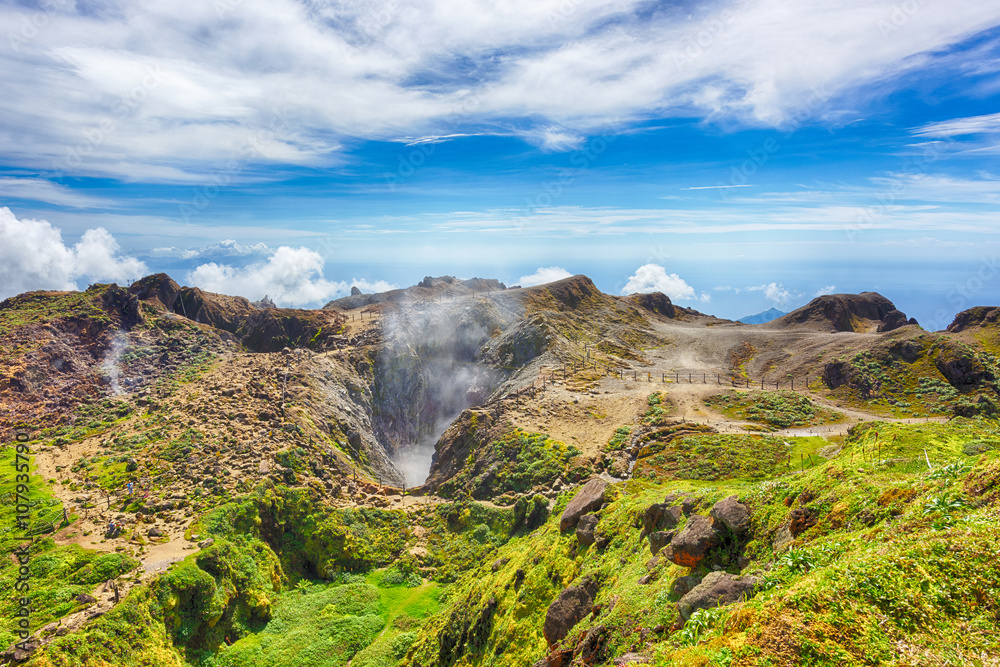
0,207 -> 147,299
0,178 -> 112,208
2,0 -> 999,180
747,282 -> 796,306
913,112 -> 1000,137
516,266 -> 573,286
621,264 -> 696,300
186,246 -> 396,307
814,284 -> 837,296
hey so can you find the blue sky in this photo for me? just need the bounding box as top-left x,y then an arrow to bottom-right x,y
1,0 -> 999,328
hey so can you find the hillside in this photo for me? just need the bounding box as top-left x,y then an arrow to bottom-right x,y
1,275 -> 999,667
767,292 -> 917,333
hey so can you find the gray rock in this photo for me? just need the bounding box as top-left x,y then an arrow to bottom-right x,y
543,577 -> 599,646
641,503 -> 683,536
671,575 -> 702,597
649,530 -> 675,556
576,514 -> 599,547
614,653 -> 650,665
198,538 -> 215,549
772,524 -> 794,552
559,479 -> 608,531
709,496 -> 751,536
668,515 -> 720,568
677,571 -> 760,621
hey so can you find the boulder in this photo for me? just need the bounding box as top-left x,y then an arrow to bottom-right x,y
614,653 -> 651,665
670,575 -> 702,598
576,514 -> 599,547
641,503 -> 682,537
559,479 -> 608,531
677,572 -> 760,621
543,577 -> 599,646
709,496 -> 751,536
668,515 -> 720,568
75,593 -> 97,604
648,530 -> 675,557
877,309 -> 910,332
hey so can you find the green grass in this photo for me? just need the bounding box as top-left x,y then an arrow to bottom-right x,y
438,429 -> 582,499
634,433 -> 828,482
705,390 -> 845,430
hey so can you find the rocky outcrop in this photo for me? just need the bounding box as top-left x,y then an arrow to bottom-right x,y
648,530 -> 674,556
559,479 -> 608,531
934,344 -> 991,386
768,292 -> 904,333
661,497 -> 754,569
947,306 -> 1000,333
709,496 -> 751,537
543,577 -> 599,647
877,309 -> 917,332
667,515 -> 720,568
641,503 -> 682,537
627,292 -> 675,318
676,572 -> 760,621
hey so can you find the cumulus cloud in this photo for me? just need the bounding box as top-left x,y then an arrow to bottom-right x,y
814,284 -> 837,296
516,266 -> 573,286
150,239 -> 272,260
186,246 -> 396,307
0,207 -> 147,298
747,282 -> 796,306
621,264 -> 697,300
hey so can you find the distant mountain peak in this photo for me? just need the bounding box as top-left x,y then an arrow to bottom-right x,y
737,307 -> 786,324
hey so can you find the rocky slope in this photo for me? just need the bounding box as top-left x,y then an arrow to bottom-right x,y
767,292 -> 917,333
3,274 -> 1000,667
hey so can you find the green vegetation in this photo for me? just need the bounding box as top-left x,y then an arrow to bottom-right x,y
634,433 -> 828,481
0,287 -> 112,338
605,426 -> 631,452
438,429 -> 582,499
827,340 -> 1000,418
705,390 -> 845,429
642,391 -> 674,425
403,419 -> 1000,667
